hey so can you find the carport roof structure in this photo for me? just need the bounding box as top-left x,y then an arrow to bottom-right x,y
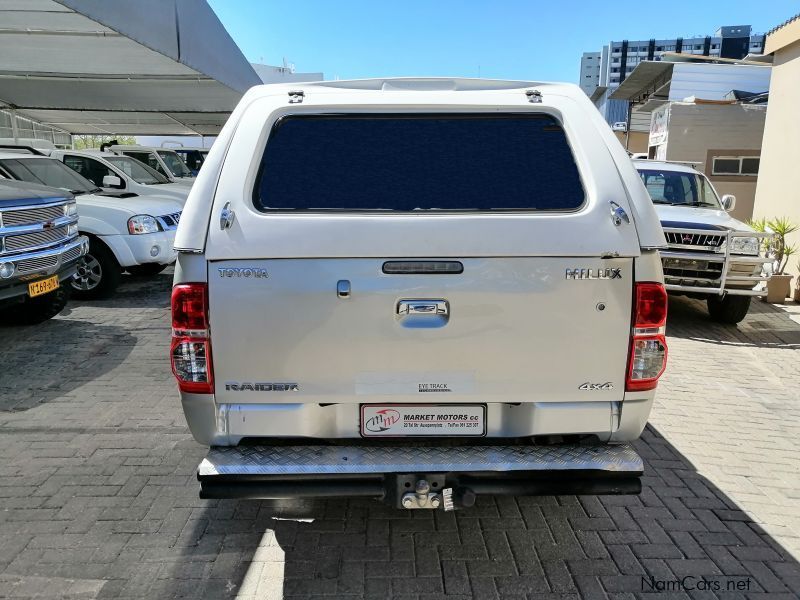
0,0 -> 262,136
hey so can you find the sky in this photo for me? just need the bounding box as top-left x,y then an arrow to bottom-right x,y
208,0 -> 799,83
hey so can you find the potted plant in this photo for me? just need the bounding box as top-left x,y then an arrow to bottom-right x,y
750,217 -> 798,303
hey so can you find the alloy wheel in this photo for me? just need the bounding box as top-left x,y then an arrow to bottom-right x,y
71,254 -> 103,291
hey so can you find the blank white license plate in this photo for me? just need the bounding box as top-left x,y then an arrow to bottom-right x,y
361,404 -> 486,437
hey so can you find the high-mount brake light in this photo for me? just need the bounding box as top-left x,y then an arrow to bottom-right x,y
626,282 -> 668,392
171,283 -> 213,394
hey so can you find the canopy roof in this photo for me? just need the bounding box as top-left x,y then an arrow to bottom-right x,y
0,0 -> 261,135
609,62 -> 674,103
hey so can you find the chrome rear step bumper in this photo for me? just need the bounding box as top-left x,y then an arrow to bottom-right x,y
198,443 -> 644,505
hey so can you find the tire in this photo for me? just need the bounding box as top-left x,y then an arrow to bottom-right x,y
2,286 -> 70,325
127,263 -> 168,276
70,237 -> 121,300
707,295 -> 752,325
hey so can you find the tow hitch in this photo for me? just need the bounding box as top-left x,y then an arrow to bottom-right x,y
395,474 -> 478,510
400,478 -> 441,509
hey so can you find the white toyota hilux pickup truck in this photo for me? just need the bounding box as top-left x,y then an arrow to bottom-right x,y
172,79 -> 669,509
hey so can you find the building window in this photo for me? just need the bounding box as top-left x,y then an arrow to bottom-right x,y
711,156 -> 760,176
656,46 -> 663,51
694,45 -> 702,50
711,44 -> 719,49
611,68 -> 619,73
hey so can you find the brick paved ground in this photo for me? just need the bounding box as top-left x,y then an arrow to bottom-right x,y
1,271 -> 799,599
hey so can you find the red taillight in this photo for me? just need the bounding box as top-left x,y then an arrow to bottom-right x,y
172,284 -> 208,332
626,282 -> 668,391
171,283 -> 213,394
634,282 -> 668,328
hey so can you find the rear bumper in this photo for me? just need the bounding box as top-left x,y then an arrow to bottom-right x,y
197,443 -> 644,504
181,395 -> 655,445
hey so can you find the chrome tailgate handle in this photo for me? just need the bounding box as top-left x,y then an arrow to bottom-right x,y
397,300 -> 448,316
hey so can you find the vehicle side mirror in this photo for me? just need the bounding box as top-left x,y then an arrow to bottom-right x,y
721,194 -> 736,212
102,175 -> 124,189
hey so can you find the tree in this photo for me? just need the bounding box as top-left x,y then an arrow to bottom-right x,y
72,135 -> 136,150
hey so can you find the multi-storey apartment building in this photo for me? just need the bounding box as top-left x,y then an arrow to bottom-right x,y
579,52 -> 601,95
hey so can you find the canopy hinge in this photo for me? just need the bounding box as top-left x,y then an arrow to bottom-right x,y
525,89 -> 542,103
609,201 -> 630,226
288,90 -> 305,104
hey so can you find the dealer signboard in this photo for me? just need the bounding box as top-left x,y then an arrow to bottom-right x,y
649,104 -> 670,147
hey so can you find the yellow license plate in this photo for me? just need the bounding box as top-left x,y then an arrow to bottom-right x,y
28,275 -> 59,298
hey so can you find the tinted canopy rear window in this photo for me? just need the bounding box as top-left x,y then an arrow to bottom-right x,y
254,114 -> 584,211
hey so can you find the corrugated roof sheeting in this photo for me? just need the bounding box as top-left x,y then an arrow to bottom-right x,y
0,0 -> 261,135
610,61 -> 770,104
668,63 -> 770,101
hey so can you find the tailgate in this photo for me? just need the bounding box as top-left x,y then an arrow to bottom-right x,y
209,256 -> 632,405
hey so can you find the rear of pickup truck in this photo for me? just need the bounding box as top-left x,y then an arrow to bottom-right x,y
171,79 -> 668,508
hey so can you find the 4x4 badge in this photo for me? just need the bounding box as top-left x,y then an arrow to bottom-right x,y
579,382 -> 614,391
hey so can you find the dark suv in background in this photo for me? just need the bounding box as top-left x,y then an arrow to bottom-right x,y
0,180 -> 88,323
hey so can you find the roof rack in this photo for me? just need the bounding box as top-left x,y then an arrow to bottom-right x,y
634,158 -> 702,168
0,144 -> 46,156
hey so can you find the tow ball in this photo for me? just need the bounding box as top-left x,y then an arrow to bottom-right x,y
396,475 -> 476,510
401,479 -> 442,509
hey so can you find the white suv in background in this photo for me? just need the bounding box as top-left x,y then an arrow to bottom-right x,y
634,160 -> 771,323
49,149 -> 190,205
102,143 -> 196,185
0,148 -> 182,298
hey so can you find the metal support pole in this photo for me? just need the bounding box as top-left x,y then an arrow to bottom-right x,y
10,109 -> 19,144
625,102 -> 633,150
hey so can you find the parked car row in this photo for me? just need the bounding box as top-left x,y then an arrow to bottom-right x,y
0,143 -> 193,323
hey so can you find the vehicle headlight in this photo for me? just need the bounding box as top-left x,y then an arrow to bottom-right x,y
729,236 -> 760,256
0,262 -> 14,279
64,202 -> 78,217
127,215 -> 161,235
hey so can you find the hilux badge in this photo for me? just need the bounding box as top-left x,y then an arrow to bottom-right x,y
565,268 -> 622,280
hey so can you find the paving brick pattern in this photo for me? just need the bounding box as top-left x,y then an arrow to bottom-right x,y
1,271 -> 799,599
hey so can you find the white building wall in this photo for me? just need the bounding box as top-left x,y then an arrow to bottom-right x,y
668,63 -> 771,101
